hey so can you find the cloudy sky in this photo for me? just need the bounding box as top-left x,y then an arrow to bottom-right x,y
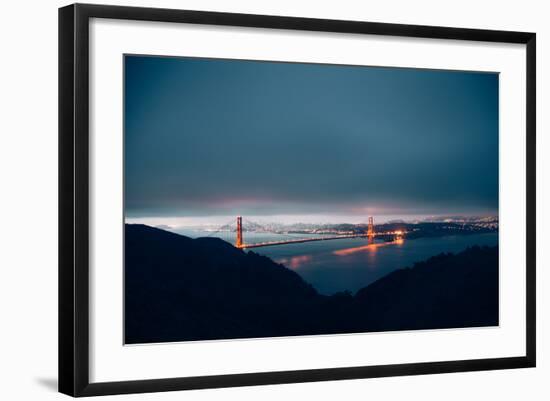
124,55 -> 498,226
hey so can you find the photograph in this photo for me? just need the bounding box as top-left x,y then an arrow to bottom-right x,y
123,55 -> 500,344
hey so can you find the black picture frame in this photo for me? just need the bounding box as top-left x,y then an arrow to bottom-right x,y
59,3 -> 536,397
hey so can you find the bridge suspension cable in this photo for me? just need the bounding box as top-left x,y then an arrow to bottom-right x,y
206,215 -> 404,250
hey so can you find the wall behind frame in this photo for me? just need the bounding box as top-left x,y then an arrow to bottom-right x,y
0,0 -> 547,400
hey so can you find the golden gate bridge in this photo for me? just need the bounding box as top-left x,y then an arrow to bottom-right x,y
208,216 -> 405,249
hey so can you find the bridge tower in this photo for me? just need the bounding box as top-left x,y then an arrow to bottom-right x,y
367,216 -> 374,244
236,216 -> 243,248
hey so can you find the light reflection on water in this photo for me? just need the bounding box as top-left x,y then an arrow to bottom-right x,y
332,239 -> 403,256
276,254 -> 312,269
174,228 -> 498,296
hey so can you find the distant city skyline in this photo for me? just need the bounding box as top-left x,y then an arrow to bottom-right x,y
124,55 -> 499,224
125,213 -> 498,230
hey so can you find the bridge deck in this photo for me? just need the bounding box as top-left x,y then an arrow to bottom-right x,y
238,233 -> 385,249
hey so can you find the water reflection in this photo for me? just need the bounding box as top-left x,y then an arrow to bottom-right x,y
276,254 -> 312,269
333,240 -> 402,256
259,233 -> 498,294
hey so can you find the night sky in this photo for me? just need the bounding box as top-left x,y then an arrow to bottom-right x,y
124,55 -> 498,225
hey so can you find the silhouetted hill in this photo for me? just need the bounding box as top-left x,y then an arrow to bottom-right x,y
125,224 -> 498,344
125,224 -> 318,343
353,247 -> 499,331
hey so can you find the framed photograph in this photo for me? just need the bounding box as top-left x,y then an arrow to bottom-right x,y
59,3 -> 536,397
